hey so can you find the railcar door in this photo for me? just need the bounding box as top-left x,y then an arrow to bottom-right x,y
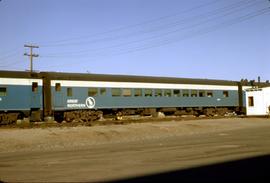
31,82 -> 41,108
53,82 -> 64,108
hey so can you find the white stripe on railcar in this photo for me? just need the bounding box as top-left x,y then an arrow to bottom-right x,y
0,78 -> 42,86
51,80 -> 239,90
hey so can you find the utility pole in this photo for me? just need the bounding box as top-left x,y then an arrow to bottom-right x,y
24,44 -> 39,72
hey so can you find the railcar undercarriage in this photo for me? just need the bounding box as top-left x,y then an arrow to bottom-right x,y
0,112 -> 20,125
0,107 -> 240,125
53,106 -> 238,123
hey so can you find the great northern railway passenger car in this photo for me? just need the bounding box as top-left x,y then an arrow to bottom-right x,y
41,72 -> 247,122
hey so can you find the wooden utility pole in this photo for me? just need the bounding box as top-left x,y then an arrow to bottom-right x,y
24,44 -> 39,72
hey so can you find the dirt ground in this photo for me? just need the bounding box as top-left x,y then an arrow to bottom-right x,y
0,117 -> 269,153
1,117 -> 270,182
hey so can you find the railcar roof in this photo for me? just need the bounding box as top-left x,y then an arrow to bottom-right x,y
1,70 -> 269,87
40,71 -> 239,86
0,70 -> 40,78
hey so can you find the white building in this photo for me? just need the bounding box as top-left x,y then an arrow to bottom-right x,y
245,87 -> 270,116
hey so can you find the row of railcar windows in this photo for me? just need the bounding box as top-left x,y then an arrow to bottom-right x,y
0,84 -> 229,98
62,87 -> 229,98
109,88 -> 217,98
54,83 -> 230,98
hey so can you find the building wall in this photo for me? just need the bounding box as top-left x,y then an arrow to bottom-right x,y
245,87 -> 270,116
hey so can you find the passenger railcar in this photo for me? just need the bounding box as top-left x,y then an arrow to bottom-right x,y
0,71 -> 43,123
41,72 -> 246,122
1,70 -> 267,123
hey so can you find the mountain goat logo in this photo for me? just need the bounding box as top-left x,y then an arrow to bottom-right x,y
85,97 -> 95,109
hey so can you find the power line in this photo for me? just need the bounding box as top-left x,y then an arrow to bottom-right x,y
0,60 -> 23,68
0,46 -> 20,55
43,0 -> 252,47
0,47 -> 21,61
41,0 -> 263,58
41,0 -> 253,48
39,7 -> 270,69
0,52 -> 20,63
40,0 -> 220,47
114,7 -> 270,56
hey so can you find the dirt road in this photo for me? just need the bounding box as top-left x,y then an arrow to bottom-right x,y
1,118 -> 270,182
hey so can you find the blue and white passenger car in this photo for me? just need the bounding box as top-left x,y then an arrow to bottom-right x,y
43,72 -> 248,121
0,71 -> 42,123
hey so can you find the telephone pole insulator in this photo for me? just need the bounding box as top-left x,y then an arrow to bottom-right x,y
24,44 -> 39,72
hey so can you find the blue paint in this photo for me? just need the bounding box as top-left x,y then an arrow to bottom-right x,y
0,85 -> 42,111
51,86 -> 239,110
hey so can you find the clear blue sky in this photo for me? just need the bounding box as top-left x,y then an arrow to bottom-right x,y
0,0 -> 269,81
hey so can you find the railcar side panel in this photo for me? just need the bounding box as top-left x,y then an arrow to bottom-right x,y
50,79 -> 239,110
0,78 -> 43,111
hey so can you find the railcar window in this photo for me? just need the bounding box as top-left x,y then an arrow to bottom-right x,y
248,96 -> 254,107
134,89 -> 142,97
55,83 -> 61,92
155,89 -> 162,97
88,88 -> 98,96
207,91 -> 213,97
123,88 -> 132,97
32,82 -> 38,92
223,91 -> 229,97
100,88 -> 107,96
112,88 -> 121,97
182,90 -> 189,97
0,87 -> 7,96
199,90 -> 205,97
191,90 -> 198,97
67,88 -> 72,97
144,89 -> 152,97
173,89 -> 181,97
164,89 -> 172,97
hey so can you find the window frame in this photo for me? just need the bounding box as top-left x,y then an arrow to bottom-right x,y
164,89 -> 172,97
100,88 -> 107,96
134,89 -> 142,97
248,96 -> 254,107
122,88 -> 132,97
88,88 -> 98,96
173,89 -> 181,97
0,87 -> 7,96
144,89 -> 153,97
223,91 -> 229,98
154,89 -> 163,97
199,90 -> 205,97
67,87 -> 73,97
191,90 -> 198,97
111,88 -> 121,97
55,83 -> 61,92
182,90 -> 189,97
32,82 -> 38,93
207,91 -> 213,97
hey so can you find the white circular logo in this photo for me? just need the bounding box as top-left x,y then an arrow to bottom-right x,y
85,97 -> 95,109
